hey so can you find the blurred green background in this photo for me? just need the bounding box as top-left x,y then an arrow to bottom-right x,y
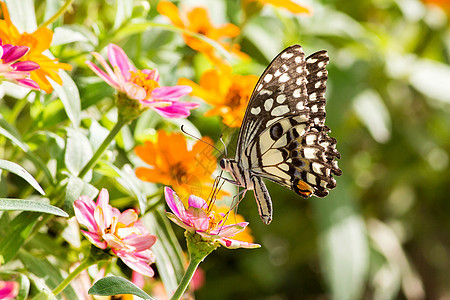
4,0 -> 450,299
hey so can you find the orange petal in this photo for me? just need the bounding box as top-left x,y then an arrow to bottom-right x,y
157,1 -> 185,28
135,167 -> 171,185
178,77 -> 215,104
216,23 -> 240,39
259,0 -> 311,14
135,141 -> 158,166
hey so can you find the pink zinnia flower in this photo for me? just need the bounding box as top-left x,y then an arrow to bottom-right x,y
0,39 -> 40,89
86,43 -> 198,118
0,280 -> 19,300
74,188 -> 157,277
164,187 -> 260,249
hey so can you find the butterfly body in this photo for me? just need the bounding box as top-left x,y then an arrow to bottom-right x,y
220,45 -> 342,225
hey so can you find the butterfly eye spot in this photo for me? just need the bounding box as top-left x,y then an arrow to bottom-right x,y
269,122 -> 283,140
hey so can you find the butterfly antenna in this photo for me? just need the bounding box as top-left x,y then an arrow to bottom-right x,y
180,125 -> 225,157
219,135 -> 228,157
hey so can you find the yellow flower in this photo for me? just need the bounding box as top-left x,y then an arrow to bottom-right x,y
134,130 -> 227,201
157,1 -> 248,65
179,66 -> 258,128
242,0 -> 311,15
0,2 -> 72,93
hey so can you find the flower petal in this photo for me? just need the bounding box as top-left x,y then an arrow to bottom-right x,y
152,101 -> 200,118
166,212 -> 195,232
80,230 -> 107,249
11,61 -> 39,71
85,60 -> 119,89
96,189 -> 112,228
186,207 -> 209,231
123,233 -> 157,252
210,222 -> 248,238
188,194 -> 207,209
124,82 -> 147,100
73,196 -> 97,232
107,44 -> 136,79
118,209 -> 138,226
16,78 -> 40,90
151,85 -> 193,101
164,187 -> 187,220
217,237 -> 261,249
115,251 -> 155,277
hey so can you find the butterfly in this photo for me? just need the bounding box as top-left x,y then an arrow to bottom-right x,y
219,44 -> 342,224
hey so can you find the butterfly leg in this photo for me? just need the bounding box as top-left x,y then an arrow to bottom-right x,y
251,177 -> 273,225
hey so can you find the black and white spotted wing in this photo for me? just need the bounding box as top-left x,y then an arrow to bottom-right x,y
219,45 -> 342,225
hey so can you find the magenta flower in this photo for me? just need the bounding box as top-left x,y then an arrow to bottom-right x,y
0,39 -> 40,89
74,188 -> 157,277
86,43 -> 198,118
0,281 -> 19,300
164,187 -> 260,249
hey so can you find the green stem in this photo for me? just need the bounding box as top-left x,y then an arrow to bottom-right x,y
77,117 -> 128,179
40,0 -> 75,28
170,232 -> 217,300
52,258 -> 93,296
7,91 -> 32,123
170,256 -> 203,300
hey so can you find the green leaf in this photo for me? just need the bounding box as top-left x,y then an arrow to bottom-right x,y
0,117 -> 55,185
0,211 -> 39,263
0,199 -> 68,217
89,276 -> 155,299
64,176 -> 98,217
49,71 -> 82,128
5,0 -> 37,32
19,251 -> 77,299
113,0 -> 134,30
16,273 -> 30,300
142,207 -> 186,296
65,128 -> 93,178
312,179 -> 369,300
0,160 -> 45,195
102,162 -> 147,213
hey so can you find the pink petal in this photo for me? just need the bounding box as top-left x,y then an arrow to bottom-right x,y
166,212 -> 195,231
118,209 -> 138,226
11,61 -> 39,71
217,238 -> 261,249
86,60 -> 120,90
164,187 -> 187,221
2,45 -> 28,63
0,281 -> 18,299
96,189 -> 112,228
186,207 -> 209,231
80,230 -> 107,249
16,78 -> 40,90
141,69 -> 159,81
115,251 -> 155,277
124,82 -> 147,100
123,234 -> 157,251
107,44 -> 136,80
74,196 -> 98,232
188,194 -> 207,209
152,101 -> 200,118
131,271 -> 146,289
210,223 -> 248,238
151,85 -> 193,101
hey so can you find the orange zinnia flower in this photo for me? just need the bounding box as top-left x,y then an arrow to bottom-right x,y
0,2 -> 72,93
135,130 -> 224,201
179,66 -> 258,128
157,1 -> 248,64
242,0 -> 311,15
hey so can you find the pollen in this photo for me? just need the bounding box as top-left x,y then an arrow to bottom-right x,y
129,70 -> 160,95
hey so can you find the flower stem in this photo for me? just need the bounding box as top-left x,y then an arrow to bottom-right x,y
170,255 -> 203,300
52,258 -> 93,296
170,232 -> 217,300
77,117 -> 128,179
40,0 -> 75,28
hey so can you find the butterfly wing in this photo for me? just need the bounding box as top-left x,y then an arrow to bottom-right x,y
236,45 -> 342,198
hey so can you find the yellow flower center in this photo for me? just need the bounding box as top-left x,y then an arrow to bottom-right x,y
129,70 -> 160,96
